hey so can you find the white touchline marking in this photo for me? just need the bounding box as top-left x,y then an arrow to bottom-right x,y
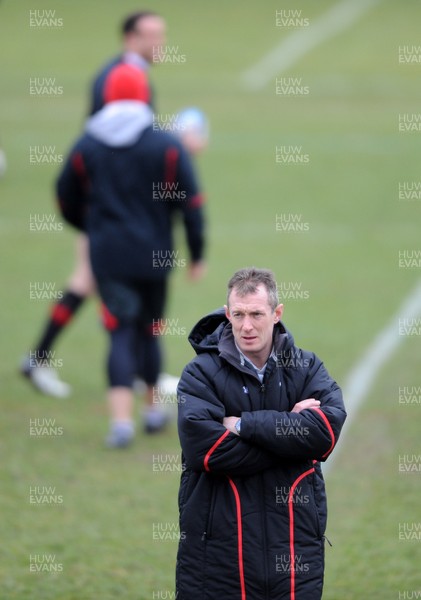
241,0 -> 383,90
323,278 -> 421,475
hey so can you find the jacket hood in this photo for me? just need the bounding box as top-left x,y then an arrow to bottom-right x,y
85,100 -> 153,147
188,307 -> 294,358
188,308 -> 228,353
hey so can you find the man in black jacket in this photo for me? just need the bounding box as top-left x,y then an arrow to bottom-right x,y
57,63 -> 206,447
89,10 -> 166,115
176,267 -> 346,599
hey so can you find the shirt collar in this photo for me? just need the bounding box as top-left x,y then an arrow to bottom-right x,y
235,342 -> 277,379
123,52 -> 150,71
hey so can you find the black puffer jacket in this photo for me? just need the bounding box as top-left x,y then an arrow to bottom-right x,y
176,308 -> 346,600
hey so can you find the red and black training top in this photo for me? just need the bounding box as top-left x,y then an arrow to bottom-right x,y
56,102 -> 205,283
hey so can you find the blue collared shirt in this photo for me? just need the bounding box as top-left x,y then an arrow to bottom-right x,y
235,343 -> 277,383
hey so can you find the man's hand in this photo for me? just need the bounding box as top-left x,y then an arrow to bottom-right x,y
223,416 -> 240,436
188,260 -> 207,281
291,398 -> 320,413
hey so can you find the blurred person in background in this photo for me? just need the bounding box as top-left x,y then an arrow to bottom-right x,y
176,267 -> 346,599
89,10 -> 166,114
56,64 -> 206,446
20,10 -> 207,400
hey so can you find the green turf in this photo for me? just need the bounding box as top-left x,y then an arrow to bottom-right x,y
324,332 -> 421,599
1,0 -> 420,598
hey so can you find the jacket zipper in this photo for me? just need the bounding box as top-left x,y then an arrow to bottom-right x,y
260,382 -> 266,415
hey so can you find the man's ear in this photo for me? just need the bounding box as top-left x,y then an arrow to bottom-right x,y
274,303 -> 284,322
224,304 -> 231,321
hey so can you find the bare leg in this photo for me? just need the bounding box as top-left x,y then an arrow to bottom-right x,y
106,387 -> 135,448
67,234 -> 96,296
108,386 -> 134,420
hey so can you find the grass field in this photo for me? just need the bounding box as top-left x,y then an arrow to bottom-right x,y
1,0 -> 420,598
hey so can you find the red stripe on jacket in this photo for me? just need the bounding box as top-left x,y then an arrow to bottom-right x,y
164,147 -> 179,184
288,467 -> 315,600
188,193 -> 205,209
311,407 -> 336,458
71,152 -> 90,192
228,477 -> 246,600
203,429 -> 230,472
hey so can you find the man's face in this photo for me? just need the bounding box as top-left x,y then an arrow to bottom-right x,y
225,285 -> 283,368
129,15 -> 167,63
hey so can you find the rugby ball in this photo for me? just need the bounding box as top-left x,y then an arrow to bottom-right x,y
175,107 -> 209,154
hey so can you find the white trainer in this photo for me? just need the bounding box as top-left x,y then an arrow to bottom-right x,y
134,372 -> 180,396
157,372 -> 180,396
20,356 -> 71,399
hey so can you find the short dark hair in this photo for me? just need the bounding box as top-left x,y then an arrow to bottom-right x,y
227,267 -> 279,311
121,11 -> 160,35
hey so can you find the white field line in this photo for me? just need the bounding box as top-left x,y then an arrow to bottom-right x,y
241,0 -> 382,90
323,278 -> 421,475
